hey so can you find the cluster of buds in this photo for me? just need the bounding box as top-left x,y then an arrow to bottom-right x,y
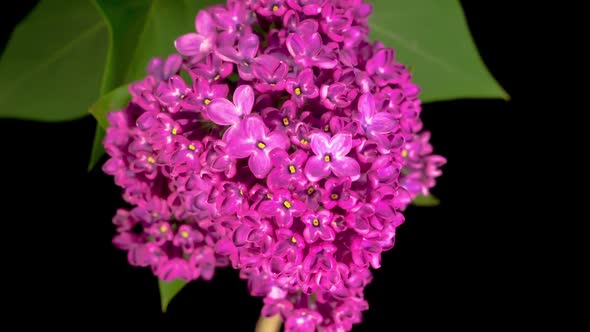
103,0 -> 446,330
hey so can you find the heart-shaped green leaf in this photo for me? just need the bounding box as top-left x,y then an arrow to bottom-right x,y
159,279 -> 188,313
368,0 -> 508,102
0,0 -> 108,121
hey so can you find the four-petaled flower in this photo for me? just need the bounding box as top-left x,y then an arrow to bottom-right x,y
225,115 -> 290,178
302,210 -> 335,243
304,132 -> 361,182
268,149 -> 308,190
285,68 -> 319,105
259,189 -> 306,228
175,10 -> 217,62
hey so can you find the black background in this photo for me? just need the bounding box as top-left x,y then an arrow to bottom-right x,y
1,1 -> 538,330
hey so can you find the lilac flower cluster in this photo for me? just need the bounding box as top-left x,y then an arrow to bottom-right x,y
103,0 -> 445,330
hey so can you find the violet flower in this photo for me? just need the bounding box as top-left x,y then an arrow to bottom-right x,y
258,189 -> 306,228
225,115 -> 290,178
175,10 -> 217,62
304,132 -> 361,182
286,32 -> 338,69
253,54 -> 289,92
216,33 -> 259,80
302,210 -> 335,243
267,149 -> 308,190
285,68 -> 319,105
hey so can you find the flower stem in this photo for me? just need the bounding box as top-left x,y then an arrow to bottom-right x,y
255,315 -> 282,332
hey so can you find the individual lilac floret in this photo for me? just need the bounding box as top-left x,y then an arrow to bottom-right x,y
175,10 -> 217,62
304,132 -> 361,182
206,84 -> 254,128
225,115 -> 290,178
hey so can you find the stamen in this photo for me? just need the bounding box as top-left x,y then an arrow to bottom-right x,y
294,87 -> 302,96
288,165 -> 296,174
283,200 -> 292,209
312,218 -> 320,227
257,142 -> 267,149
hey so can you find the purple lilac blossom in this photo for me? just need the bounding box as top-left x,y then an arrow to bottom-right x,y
103,0 -> 446,330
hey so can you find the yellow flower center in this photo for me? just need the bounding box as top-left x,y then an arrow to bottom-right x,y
300,139 -> 308,145
312,218 -> 320,227
151,212 -> 159,218
214,74 -> 220,81
181,230 -> 190,238
288,165 -> 296,174
291,236 -> 297,243
294,87 -> 302,96
239,189 -> 244,196
266,193 -> 272,199
331,193 -> 339,200
272,5 -> 279,11
282,117 -> 290,126
188,144 -> 196,151
324,125 -> 330,132
171,127 -> 178,135
307,187 -> 315,195
283,200 -> 292,209
324,154 -> 331,162
147,156 -> 156,164
402,149 -> 408,158
257,142 -> 267,149
159,225 -> 168,233
204,98 -> 211,105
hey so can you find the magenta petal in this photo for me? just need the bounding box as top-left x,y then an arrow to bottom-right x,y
331,133 -> 353,158
304,156 -> 331,182
249,151 -> 272,178
239,34 -> 260,59
207,98 -> 239,125
175,33 -> 205,56
370,112 -> 397,133
286,34 -> 306,57
196,10 -> 215,36
225,138 -> 253,158
268,169 -> 290,189
310,132 -> 331,156
163,54 -> 182,79
332,157 -> 361,180
233,85 -> 254,117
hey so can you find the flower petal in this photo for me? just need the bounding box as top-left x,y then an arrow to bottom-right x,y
310,132 -> 331,156
304,156 -> 331,182
330,133 -> 353,158
233,85 -> 254,117
331,156 -> 361,180
175,33 -> 205,56
196,10 -> 215,36
207,98 -> 239,126
249,151 -> 272,178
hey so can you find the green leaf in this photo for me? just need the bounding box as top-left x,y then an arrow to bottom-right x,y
0,0 -> 108,121
368,0 -> 508,102
88,126 -> 106,171
158,279 -> 188,313
89,84 -> 130,129
87,85 -> 130,170
95,0 -> 221,86
412,194 -> 441,207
